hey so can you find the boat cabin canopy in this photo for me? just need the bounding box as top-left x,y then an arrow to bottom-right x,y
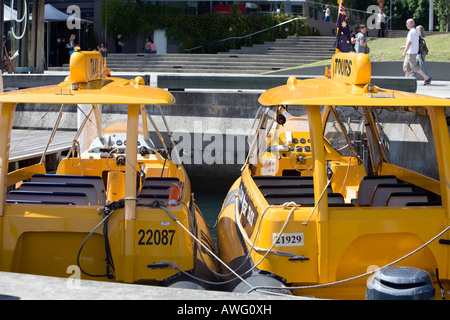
258,53 -> 448,108
0,51 -> 175,106
247,52 -> 450,215
0,51 -> 179,221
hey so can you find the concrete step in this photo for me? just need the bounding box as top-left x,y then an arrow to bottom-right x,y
52,36 -> 340,74
250,43 -> 334,48
228,47 -> 334,54
103,62 -> 315,69
104,53 -> 324,62
386,30 -> 448,38
48,66 -> 294,74
222,36 -> 336,58
50,61 -> 309,74
238,45 -> 335,51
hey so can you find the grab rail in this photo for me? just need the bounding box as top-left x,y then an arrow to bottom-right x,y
184,17 -> 305,53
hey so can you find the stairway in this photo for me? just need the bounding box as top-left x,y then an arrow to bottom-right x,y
387,30 -> 447,38
47,36 -> 337,74
223,36 -> 336,58
386,30 -> 408,38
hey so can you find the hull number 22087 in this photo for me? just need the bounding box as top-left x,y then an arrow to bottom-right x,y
138,229 -> 176,245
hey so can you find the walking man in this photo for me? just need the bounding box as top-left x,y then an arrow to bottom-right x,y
401,19 -> 432,85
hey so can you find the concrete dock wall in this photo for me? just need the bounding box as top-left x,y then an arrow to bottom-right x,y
8,73 -> 430,177
12,91 -> 259,176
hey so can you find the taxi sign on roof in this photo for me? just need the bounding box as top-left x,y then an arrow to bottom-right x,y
69,50 -> 104,83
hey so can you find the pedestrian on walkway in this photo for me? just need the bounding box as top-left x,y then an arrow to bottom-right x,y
350,32 -> 357,52
323,5 -> 330,22
354,24 -> 370,53
401,19 -> 432,85
66,34 -> 77,56
97,43 -> 108,58
376,9 -> 386,37
115,33 -> 124,53
410,25 -> 430,79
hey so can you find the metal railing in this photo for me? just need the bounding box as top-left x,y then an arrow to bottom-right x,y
185,17 -> 305,53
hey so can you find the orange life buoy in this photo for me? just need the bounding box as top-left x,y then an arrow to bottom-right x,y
168,183 -> 182,206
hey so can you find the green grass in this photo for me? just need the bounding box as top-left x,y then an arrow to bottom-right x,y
368,33 -> 450,62
286,33 -> 450,71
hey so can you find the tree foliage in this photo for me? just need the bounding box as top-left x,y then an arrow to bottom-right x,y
318,0 -> 447,31
101,0 -> 308,53
435,0 -> 450,31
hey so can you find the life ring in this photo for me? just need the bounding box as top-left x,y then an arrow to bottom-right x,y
168,183 -> 182,206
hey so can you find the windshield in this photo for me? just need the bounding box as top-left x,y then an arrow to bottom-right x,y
324,106 -> 363,159
324,105 -> 439,180
375,107 -> 438,180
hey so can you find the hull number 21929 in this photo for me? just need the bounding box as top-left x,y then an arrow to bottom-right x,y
273,232 -> 304,247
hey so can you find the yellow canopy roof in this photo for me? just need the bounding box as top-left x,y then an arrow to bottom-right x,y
0,76 -> 175,105
258,77 -> 449,108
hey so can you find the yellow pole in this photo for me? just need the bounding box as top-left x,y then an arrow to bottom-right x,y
306,104 -> 329,283
0,103 -> 15,270
0,103 -> 15,216
123,104 -> 139,283
427,107 -> 450,281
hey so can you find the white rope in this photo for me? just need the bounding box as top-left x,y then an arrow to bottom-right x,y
159,206 -> 256,292
247,224 -> 450,294
303,174 -> 333,225
172,200 -> 300,296
235,199 -> 299,259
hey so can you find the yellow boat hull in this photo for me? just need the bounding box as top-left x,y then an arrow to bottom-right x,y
0,51 -> 217,288
2,159 -> 217,287
218,169 -> 449,299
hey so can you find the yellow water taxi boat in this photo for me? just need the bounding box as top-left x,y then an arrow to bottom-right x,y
217,52 -> 450,299
0,51 -> 217,289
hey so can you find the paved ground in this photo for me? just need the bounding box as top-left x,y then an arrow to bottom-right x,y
0,271 -> 302,300
415,80 -> 450,99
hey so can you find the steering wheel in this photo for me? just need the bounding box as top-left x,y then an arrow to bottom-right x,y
290,151 -> 313,173
106,148 -> 121,171
139,146 -> 164,160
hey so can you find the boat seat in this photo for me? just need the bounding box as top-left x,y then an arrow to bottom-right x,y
356,175 -> 398,206
139,185 -> 170,196
6,200 -> 77,205
7,191 -> 89,205
406,201 -> 441,206
385,192 -> 428,207
19,182 -> 100,206
370,183 -> 414,206
31,174 -> 106,205
259,184 -> 333,196
252,176 -> 314,187
265,193 -> 344,206
137,194 -> 169,206
142,177 -> 180,188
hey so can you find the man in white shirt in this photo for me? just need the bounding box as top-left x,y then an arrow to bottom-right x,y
376,10 -> 386,37
323,5 -> 330,22
401,19 -> 432,85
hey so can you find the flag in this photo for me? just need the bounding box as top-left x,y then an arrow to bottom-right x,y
334,5 -> 351,52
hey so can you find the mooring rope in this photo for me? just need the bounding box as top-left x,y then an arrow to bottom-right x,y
246,224 -> 450,294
